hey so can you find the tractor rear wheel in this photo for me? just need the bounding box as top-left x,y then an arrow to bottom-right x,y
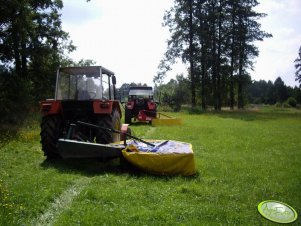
125,108 -> 132,124
40,115 -> 62,159
95,110 -> 121,144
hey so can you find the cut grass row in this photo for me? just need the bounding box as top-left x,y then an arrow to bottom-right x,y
1,107 -> 301,225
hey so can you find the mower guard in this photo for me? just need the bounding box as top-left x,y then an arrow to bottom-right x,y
57,139 -> 125,159
151,112 -> 182,126
135,110 -> 182,126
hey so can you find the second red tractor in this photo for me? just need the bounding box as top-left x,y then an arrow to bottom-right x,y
124,86 -> 157,124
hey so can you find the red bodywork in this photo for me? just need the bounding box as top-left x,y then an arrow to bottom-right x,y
137,110 -> 154,122
40,99 -> 121,116
126,101 -> 135,110
40,100 -> 61,115
126,100 -> 157,122
147,101 -> 156,110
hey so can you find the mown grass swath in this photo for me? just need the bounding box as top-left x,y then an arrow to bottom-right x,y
0,107 -> 300,225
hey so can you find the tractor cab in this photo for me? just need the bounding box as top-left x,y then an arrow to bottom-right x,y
56,66 -> 116,101
128,87 -> 153,100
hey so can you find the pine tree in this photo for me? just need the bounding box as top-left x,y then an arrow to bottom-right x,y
157,0 -> 271,109
295,46 -> 301,87
157,0 -> 198,107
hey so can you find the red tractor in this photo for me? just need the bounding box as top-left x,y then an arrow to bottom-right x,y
40,66 -> 122,159
124,86 -> 157,124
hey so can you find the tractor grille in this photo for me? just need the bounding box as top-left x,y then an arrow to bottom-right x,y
61,100 -> 94,122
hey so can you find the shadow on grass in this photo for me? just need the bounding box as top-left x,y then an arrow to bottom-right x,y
41,157 -> 127,176
40,157 -> 200,181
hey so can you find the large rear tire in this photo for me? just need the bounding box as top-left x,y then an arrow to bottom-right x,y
40,115 -> 62,159
95,110 -> 121,144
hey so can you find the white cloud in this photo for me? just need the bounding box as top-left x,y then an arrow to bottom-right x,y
62,0 -> 101,25
61,0 -> 178,86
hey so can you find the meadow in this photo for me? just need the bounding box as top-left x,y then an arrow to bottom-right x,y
1,106 -> 301,225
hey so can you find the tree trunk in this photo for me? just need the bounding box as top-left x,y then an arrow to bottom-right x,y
189,0 -> 196,107
21,38 -> 28,78
229,3 -> 236,110
237,38 -> 245,109
201,52 -> 207,110
198,1 -> 207,110
12,27 -> 21,77
237,16 -> 245,109
216,0 -> 222,110
210,1 -> 217,110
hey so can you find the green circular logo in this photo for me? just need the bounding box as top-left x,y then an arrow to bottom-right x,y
258,200 -> 298,223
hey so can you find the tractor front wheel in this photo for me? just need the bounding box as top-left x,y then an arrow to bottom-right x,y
40,115 -> 62,159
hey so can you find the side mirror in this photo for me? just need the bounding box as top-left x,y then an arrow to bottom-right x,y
112,75 -> 116,85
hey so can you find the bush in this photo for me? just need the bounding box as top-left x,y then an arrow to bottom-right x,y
0,74 -> 33,123
157,104 -> 173,112
275,102 -> 282,108
286,97 -> 297,108
283,102 -> 290,108
188,106 -> 205,114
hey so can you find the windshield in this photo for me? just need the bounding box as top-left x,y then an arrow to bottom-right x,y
129,89 -> 153,97
56,68 -> 111,100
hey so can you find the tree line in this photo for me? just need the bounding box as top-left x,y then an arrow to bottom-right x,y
154,0 -> 272,110
154,75 -> 301,111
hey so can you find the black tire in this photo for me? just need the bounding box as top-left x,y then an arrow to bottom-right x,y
112,110 -> 121,142
95,110 -> 121,144
125,108 -> 132,124
40,115 -> 62,159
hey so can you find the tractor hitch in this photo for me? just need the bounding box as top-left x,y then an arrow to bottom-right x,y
57,121 -> 154,159
76,121 -> 155,147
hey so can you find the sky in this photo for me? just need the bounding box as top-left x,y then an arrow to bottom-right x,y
61,0 -> 301,88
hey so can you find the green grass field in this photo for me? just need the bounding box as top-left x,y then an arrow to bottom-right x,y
1,106 -> 301,225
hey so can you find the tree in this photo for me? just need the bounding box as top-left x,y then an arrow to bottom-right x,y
274,77 -> 288,102
155,75 -> 191,111
248,79 -> 269,103
196,0 -> 210,110
157,0 -> 271,110
0,0 -> 76,121
0,1 -> 76,100
232,0 -> 272,108
157,0 -> 198,107
295,46 -> 301,87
